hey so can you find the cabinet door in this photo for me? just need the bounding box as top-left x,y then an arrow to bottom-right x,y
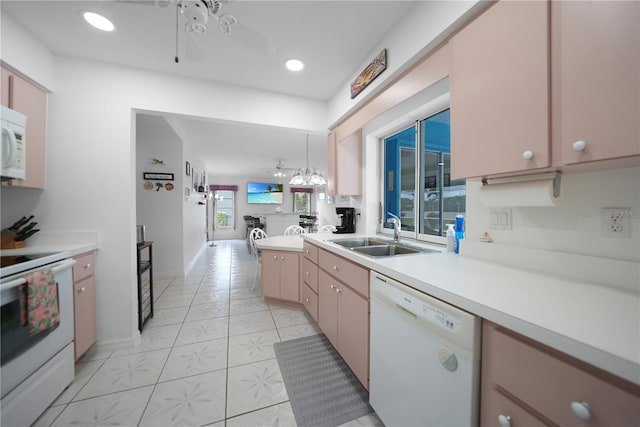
261,250 -> 280,299
1,66 -> 47,189
450,0 -> 550,179
279,252 -> 299,302
74,275 -> 97,360
553,0 -> 640,164
337,284 -> 369,389
318,270 -> 339,348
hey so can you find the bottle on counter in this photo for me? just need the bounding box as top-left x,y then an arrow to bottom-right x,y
446,224 -> 456,252
454,215 -> 465,254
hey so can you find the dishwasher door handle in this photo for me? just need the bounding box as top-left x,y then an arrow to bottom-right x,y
396,303 -> 418,318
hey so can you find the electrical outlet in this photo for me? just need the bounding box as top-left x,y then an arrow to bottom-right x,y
602,207 -> 631,238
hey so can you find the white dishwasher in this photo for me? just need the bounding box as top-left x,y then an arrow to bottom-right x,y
369,272 -> 481,427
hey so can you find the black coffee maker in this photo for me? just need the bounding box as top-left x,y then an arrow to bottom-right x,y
334,207 -> 356,234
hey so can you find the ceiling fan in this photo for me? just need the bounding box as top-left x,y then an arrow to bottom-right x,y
123,0 -> 274,60
262,160 -> 296,180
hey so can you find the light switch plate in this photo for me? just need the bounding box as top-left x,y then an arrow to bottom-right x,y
490,208 -> 512,230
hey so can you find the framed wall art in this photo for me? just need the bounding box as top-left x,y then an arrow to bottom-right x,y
350,48 -> 387,99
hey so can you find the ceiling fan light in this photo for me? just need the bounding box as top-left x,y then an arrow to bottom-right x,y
83,11 -> 114,32
286,59 -> 304,72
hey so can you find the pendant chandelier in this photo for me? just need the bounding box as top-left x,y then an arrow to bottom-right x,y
289,134 -> 327,186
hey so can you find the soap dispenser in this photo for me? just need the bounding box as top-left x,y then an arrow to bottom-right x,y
454,215 -> 465,254
446,224 -> 455,252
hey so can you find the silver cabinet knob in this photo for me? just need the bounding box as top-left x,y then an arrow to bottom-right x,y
572,140 -> 587,152
273,255 -> 278,260
330,284 -> 336,289
336,288 -> 342,294
522,150 -> 534,160
333,265 -> 339,271
305,271 -> 310,276
497,414 -> 512,427
305,298 -> 310,303
77,287 -> 86,293
83,263 -> 91,269
570,401 -> 592,421
281,256 -> 285,260
305,249 -> 310,254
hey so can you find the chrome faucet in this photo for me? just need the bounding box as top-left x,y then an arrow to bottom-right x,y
386,212 -> 401,243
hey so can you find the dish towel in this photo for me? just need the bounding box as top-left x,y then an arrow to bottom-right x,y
19,268 -> 60,336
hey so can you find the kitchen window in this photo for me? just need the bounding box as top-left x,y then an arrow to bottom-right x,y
382,107 -> 465,242
214,190 -> 234,229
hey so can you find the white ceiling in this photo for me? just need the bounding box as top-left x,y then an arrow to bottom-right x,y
1,0 -> 417,178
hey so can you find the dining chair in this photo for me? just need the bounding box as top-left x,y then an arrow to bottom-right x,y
284,225 -> 307,235
249,228 -> 268,290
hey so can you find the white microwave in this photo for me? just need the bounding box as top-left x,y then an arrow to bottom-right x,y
1,105 -> 27,181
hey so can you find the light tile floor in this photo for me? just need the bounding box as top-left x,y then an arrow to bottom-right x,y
34,240 -> 383,427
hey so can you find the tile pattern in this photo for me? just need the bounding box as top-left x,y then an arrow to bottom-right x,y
35,239 -> 381,427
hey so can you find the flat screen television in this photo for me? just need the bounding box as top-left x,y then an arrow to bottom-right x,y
247,182 -> 284,204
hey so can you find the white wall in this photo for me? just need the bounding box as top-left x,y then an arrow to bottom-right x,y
466,167 -> 640,262
0,12 -> 54,90
136,115 -> 184,276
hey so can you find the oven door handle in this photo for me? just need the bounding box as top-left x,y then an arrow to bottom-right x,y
0,258 -> 76,291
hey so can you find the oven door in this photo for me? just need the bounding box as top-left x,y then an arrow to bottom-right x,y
0,258 -> 75,398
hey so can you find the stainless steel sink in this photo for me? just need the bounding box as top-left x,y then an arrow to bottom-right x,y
329,237 -> 391,248
351,244 -> 420,257
329,237 -> 439,258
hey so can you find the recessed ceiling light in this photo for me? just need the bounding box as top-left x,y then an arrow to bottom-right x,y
285,59 -> 304,72
83,11 -> 115,32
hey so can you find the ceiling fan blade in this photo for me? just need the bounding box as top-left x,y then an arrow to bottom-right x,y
219,16 -> 275,55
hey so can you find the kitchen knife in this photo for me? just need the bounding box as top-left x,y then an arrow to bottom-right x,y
9,215 -> 33,231
15,229 -> 39,241
16,222 -> 37,235
8,216 -> 27,230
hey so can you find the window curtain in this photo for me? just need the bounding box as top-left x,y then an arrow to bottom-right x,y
209,185 -> 239,192
290,187 -> 314,193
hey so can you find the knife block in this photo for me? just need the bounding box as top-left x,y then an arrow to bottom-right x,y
1,229 -> 26,249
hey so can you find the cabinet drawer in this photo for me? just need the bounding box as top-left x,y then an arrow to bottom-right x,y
301,257 -> 318,293
487,325 -> 640,426
303,241 -> 318,263
73,251 -> 96,282
482,389 -> 548,427
301,283 -> 318,323
318,249 -> 368,297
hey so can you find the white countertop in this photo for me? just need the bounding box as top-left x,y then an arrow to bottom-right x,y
0,232 -> 99,258
296,232 -> 640,386
254,235 -> 303,252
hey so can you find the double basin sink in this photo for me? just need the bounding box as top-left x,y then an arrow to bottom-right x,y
329,237 -> 439,258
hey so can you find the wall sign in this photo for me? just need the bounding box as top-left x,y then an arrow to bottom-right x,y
143,172 -> 174,181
